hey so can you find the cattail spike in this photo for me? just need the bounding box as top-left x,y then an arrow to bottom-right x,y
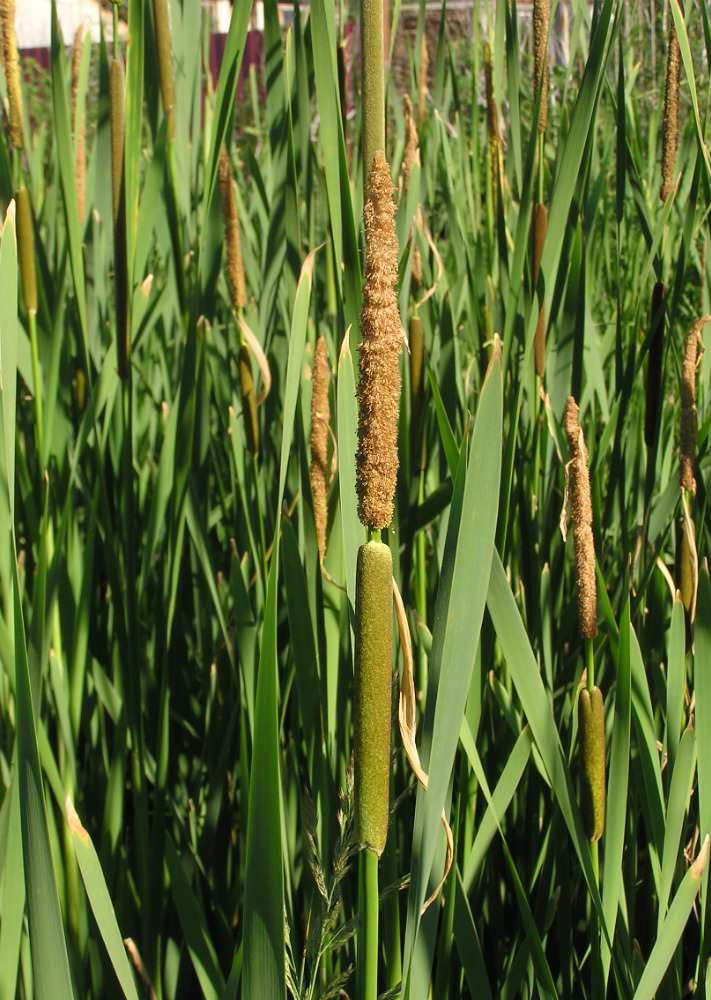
16,186 -> 37,315
564,397 -> 597,638
533,0 -> 549,135
417,30 -> 428,127
310,336 -> 330,563
679,315 -> 710,494
218,144 -> 247,312
403,94 -> 422,289
1,0 -> 24,149
579,686 -> 606,842
356,150 -> 402,531
354,541 -> 393,855
153,0 -> 176,142
661,10 -> 680,202
71,26 -> 86,227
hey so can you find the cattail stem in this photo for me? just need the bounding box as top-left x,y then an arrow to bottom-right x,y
360,0 -> 385,200
357,848 -> 380,1000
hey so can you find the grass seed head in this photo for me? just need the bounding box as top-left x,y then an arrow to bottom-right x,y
1,0 -> 23,149
354,541 -> 393,855
219,144 -> 247,312
356,150 -> 402,531
579,686 -> 606,842
661,12 -> 680,202
310,336 -> 330,563
564,397 -> 597,638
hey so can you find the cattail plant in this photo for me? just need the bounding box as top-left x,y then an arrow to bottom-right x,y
402,94 -> 422,290
417,30 -> 428,127
71,27 -> 86,227
679,315 -> 709,495
1,0 -> 24,151
563,397 -> 597,640
309,336 -> 330,563
660,6 -> 680,203
533,0 -> 549,137
153,0 -> 176,142
578,685 -> 606,842
219,143 -> 258,457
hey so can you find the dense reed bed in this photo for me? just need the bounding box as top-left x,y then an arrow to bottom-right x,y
0,1 -> 710,997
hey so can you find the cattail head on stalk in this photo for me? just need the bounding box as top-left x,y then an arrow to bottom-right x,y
533,0 -> 549,135
679,316 -> 710,494
356,150 -> 402,532
354,540 -> 393,854
578,685 -> 606,842
153,0 -> 176,142
564,397 -> 597,639
71,26 -> 86,227
218,144 -> 247,312
1,0 -> 24,150
16,186 -> 36,316
661,9 -> 680,202
310,336 -> 330,563
402,94 -> 422,288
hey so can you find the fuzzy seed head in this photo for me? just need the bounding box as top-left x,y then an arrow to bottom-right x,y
356,151 -> 403,531
72,26 -> 86,227
579,686 -> 606,842
219,145 -> 247,312
661,14 -> 680,202
1,0 -> 23,149
310,336 -> 330,562
564,397 -> 597,638
533,0 -> 549,134
679,316 -> 709,494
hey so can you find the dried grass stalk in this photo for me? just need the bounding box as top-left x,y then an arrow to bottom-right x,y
564,397 -> 597,639
533,0 -> 549,135
1,0 -> 23,149
218,144 -> 247,312
356,151 -> 402,531
661,10 -> 680,202
679,315 -> 709,494
310,336 -> 330,563
579,686 -> 606,842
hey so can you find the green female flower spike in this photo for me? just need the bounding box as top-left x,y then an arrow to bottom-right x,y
16,187 -> 36,315
579,686 -> 606,842
354,540 -> 393,855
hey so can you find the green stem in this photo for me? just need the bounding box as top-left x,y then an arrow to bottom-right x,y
357,848 -> 380,1000
361,0 -> 385,199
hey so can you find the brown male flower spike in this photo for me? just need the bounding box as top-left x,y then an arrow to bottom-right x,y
1,0 -> 24,149
356,150 -> 403,531
679,315 -> 710,494
218,144 -> 247,312
533,0 -> 549,135
661,9 -> 680,203
564,396 -> 597,639
403,94 -> 422,289
310,336 -> 330,563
